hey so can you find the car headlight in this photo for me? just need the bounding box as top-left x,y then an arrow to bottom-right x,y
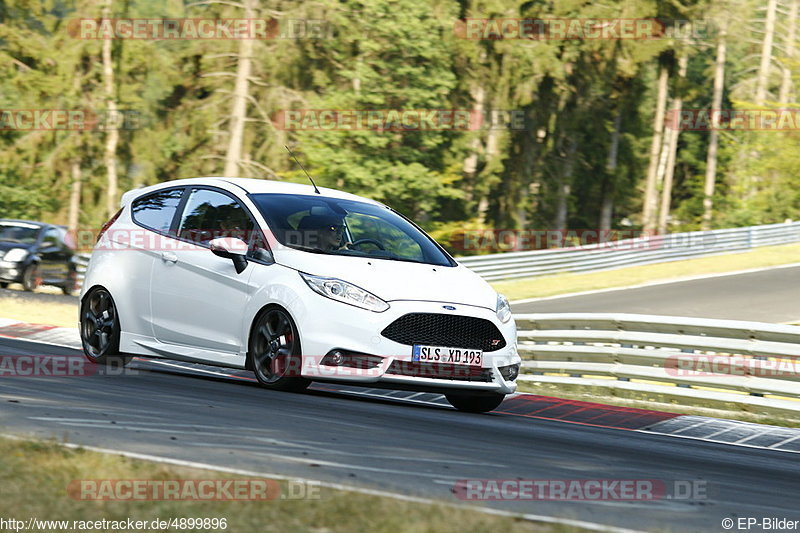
300,272 -> 390,312
3,248 -> 28,263
496,293 -> 512,323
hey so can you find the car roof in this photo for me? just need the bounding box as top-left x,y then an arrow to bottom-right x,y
0,219 -> 48,228
120,177 -> 384,208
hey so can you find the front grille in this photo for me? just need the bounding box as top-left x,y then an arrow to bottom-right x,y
381,313 -> 506,352
385,361 -> 494,382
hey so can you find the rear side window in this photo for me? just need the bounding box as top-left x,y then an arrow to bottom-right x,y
132,189 -> 184,233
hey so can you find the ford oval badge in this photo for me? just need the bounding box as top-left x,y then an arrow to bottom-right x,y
443,305 -> 456,310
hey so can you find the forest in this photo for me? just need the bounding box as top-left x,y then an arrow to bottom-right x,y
1,0 -> 798,254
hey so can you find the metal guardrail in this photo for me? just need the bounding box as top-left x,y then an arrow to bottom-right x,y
459,221 -> 800,281
515,313 -> 800,411
73,221 -> 800,287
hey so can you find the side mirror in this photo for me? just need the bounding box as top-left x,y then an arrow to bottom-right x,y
209,237 -> 249,274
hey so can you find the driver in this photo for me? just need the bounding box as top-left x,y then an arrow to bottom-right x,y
297,214 -> 351,251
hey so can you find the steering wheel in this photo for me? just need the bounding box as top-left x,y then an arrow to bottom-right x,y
349,238 -> 385,250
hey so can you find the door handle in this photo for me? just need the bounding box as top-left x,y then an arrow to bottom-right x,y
161,252 -> 178,263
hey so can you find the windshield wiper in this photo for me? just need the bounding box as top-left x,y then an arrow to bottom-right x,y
378,256 -> 428,264
340,250 -> 427,265
287,244 -> 330,255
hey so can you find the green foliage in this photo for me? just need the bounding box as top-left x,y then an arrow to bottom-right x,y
0,0 -> 797,241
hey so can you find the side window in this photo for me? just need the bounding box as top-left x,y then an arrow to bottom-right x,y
178,189 -> 255,246
42,228 -> 61,248
132,189 -> 184,233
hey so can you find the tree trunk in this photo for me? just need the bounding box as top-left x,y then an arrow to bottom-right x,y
702,25 -> 728,231
478,122 -> 500,222
755,0 -> 778,105
600,111 -> 622,234
779,0 -> 798,103
553,140 -> 577,233
462,84 -> 485,203
642,58 -> 670,232
101,0 -> 119,218
658,51 -> 689,235
553,181 -> 570,234
653,113 -> 672,209
224,0 -> 256,177
68,160 -> 82,232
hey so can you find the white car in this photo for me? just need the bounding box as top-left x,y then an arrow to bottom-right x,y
80,178 -> 520,412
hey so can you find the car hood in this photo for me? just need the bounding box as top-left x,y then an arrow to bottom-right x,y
274,249 -> 497,310
0,241 -> 33,253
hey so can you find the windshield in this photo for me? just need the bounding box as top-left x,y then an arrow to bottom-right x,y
0,222 -> 41,244
250,194 -> 455,267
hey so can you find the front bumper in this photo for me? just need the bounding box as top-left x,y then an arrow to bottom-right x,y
0,262 -> 24,283
293,296 -> 520,395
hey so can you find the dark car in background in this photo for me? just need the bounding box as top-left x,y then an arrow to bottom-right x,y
0,220 -> 79,295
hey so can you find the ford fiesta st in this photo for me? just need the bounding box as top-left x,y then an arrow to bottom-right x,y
79,178 -> 520,412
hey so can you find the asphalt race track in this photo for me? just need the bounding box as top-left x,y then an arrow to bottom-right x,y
1,337 -> 799,532
511,265 -> 800,323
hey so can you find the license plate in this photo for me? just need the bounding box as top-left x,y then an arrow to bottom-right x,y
412,345 -> 482,366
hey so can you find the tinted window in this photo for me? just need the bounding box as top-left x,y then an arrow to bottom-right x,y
0,222 -> 40,244
177,189 -> 255,246
132,189 -> 184,233
250,193 -> 454,267
42,228 -> 61,247
348,215 -> 423,260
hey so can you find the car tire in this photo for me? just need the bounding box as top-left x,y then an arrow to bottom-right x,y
61,272 -> 78,296
0,282 -> 8,289
21,264 -> 40,292
80,287 -> 130,367
247,306 -> 310,392
445,393 -> 505,413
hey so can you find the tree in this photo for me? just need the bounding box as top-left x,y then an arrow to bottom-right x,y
754,0 -> 779,105
702,21 -> 728,230
642,55 -> 670,232
223,0 -> 256,177
658,50 -> 689,234
101,0 -> 119,218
